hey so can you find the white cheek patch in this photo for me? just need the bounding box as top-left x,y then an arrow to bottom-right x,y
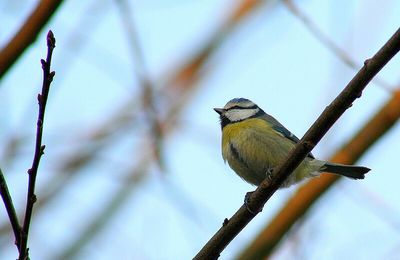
225,108 -> 259,122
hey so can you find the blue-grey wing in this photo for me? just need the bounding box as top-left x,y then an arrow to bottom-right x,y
261,114 -> 315,159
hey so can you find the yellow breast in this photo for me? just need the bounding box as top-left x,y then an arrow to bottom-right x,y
221,118 -> 312,186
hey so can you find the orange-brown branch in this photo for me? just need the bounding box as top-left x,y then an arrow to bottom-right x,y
0,0 -> 63,79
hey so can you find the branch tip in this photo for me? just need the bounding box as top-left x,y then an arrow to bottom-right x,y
47,30 -> 56,48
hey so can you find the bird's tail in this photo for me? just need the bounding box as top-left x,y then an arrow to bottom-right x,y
320,162 -> 370,179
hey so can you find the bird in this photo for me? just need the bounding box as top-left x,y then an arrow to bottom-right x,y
214,98 -> 370,188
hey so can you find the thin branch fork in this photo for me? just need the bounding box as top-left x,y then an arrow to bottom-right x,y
18,30 -> 56,260
194,27 -> 400,259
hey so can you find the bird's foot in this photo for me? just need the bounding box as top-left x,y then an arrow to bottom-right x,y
264,167 -> 275,186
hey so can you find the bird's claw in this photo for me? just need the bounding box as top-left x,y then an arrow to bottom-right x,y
264,167 -> 275,186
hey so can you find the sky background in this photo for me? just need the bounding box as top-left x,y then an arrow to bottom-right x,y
1,0 -> 400,259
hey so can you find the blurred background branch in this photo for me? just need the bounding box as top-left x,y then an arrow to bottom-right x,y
0,0 -> 63,79
282,0 -> 393,92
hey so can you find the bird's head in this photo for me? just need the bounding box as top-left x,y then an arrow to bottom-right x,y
214,98 -> 264,128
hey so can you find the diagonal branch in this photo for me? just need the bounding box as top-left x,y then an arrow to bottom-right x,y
18,31 -> 56,260
0,168 -> 21,248
0,0 -> 63,80
193,27 -> 400,259
238,89 -> 400,259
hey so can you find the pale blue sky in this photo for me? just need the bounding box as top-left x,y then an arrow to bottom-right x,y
1,1 -> 400,259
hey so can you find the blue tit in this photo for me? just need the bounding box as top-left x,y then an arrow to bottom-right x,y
214,98 -> 370,188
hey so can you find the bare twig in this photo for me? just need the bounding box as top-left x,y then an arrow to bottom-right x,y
18,30 -> 56,260
0,0 -> 63,80
0,168 -> 21,248
194,27 -> 400,259
238,89 -> 400,259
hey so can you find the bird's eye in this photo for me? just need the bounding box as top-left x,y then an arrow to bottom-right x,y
230,105 -> 242,109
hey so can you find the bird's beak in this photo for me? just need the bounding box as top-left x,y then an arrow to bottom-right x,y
214,108 -> 225,115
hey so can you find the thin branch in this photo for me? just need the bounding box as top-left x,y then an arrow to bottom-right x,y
0,168 -> 21,248
238,89 -> 400,259
0,0 -> 63,80
282,0 -> 393,91
18,30 -> 56,260
194,27 -> 400,259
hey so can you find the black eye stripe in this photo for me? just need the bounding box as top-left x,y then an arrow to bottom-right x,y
226,105 -> 258,110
